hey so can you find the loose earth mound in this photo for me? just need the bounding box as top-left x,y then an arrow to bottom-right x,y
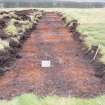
0,12 -> 105,99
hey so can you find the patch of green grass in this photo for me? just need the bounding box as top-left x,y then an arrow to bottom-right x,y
0,39 -> 10,52
63,9 -> 105,63
0,93 -> 105,105
4,20 -> 33,37
4,23 -> 18,37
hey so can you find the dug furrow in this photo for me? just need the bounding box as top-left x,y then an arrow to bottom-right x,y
0,12 -> 105,99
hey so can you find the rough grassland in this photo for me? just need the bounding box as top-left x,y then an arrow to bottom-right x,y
63,8 -> 105,63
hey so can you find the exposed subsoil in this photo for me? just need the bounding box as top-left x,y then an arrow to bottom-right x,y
0,12 -> 105,99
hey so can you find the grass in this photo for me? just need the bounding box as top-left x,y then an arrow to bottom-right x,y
0,39 -> 10,51
4,23 -> 18,37
62,8 -> 105,63
0,93 -> 105,105
64,9 -> 105,63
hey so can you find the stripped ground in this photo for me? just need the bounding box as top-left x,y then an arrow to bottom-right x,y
0,12 -> 105,99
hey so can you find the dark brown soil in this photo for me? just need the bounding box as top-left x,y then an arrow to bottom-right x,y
0,12 -> 105,99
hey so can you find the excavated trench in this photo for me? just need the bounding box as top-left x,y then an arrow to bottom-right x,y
0,12 -> 105,99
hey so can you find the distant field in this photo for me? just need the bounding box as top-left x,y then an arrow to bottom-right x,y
37,8 -> 105,64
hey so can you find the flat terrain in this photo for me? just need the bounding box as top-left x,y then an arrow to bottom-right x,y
0,12 -> 105,99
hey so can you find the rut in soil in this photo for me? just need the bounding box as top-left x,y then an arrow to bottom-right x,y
0,12 -> 105,99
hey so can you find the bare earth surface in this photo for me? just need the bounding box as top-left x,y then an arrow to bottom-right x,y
0,12 -> 105,99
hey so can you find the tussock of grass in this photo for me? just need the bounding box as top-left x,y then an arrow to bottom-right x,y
0,44 -> 5,51
0,93 -> 105,105
0,39 -> 9,50
4,23 -> 18,37
23,21 -> 33,30
0,39 -> 10,52
0,14 -> 10,19
9,12 -> 19,19
0,12 -> 19,20
30,14 -> 39,23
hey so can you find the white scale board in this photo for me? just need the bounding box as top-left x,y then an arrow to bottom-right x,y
41,60 -> 51,67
